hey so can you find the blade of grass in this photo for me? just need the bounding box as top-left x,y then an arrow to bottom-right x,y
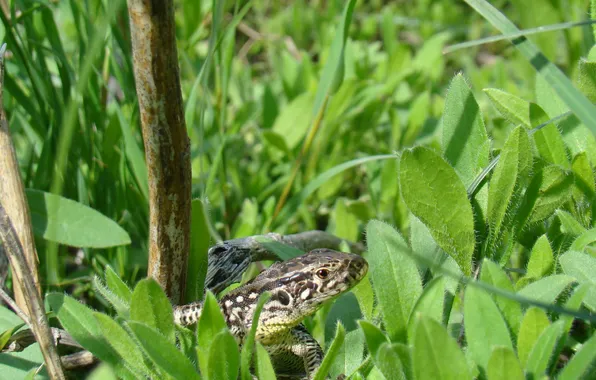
444,20 -> 596,54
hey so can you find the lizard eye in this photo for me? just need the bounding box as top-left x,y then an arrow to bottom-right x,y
316,268 -> 330,279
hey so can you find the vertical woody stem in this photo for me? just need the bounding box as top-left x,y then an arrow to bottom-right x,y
127,0 -> 192,303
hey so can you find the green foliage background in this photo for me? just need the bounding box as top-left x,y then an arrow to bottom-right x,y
0,0 -> 595,379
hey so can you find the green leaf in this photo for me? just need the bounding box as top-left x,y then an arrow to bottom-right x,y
186,198 -> 211,302
570,228 -> 596,253
313,323 -> 345,380
197,291 -> 227,374
130,279 -> 175,343
525,165 -> 574,224
517,275 -> 576,304
128,321 -> 199,380
46,293 -> 120,364
255,343 -> 276,380
359,320 -> 388,358
464,286 -> 513,371
559,251 -> 596,311
577,60 -> 596,104
93,276 -> 130,318
375,342 -> 407,380
272,92 -> 314,149
571,152 -> 595,201
526,235 -> 554,278
327,198 -> 359,242
557,210 -> 587,236
525,321 -> 564,376
208,330 -> 240,380
412,315 -> 471,380
241,292 -> 271,380
464,0 -> 596,135
399,147 -> 475,275
312,0 -> 357,114
0,322 -> 25,350
94,313 -> 152,377
484,88 -> 531,128
366,220 -> 422,341
329,328 -> 365,379
557,333 -> 596,380
487,347 -> 524,380
479,260 -> 522,337
105,266 -> 132,303
407,276 -> 447,342
486,126 -> 532,258
442,73 -> 489,187
517,307 -> 550,367
533,122 -> 569,169
26,189 -> 131,248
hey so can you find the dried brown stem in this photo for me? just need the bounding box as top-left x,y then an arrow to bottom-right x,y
127,0 -> 191,304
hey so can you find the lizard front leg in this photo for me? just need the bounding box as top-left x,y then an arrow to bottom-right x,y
289,325 -> 324,379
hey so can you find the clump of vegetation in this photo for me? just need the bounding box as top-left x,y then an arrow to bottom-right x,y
1,0 -> 595,379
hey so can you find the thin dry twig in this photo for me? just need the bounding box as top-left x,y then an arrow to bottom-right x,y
127,0 -> 192,304
0,43 -> 65,379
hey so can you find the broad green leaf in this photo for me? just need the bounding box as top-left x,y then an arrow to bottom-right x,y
366,220 -> 422,341
93,276 -> 130,318
208,330 -> 240,380
557,210 -> 587,236
570,228 -> 596,253
407,276 -> 447,342
517,275 -> 576,304
442,74 -> 490,187
128,321 -> 199,380
578,60 -> 596,104
86,363 -> 118,380
327,198 -> 359,242
526,235 -> 554,279
464,286 -> 513,371
561,284 -> 590,334
557,333 -> 596,380
197,291 -> 227,374
26,189 -> 131,248
484,88 -> 531,128
533,122 -> 569,169
46,293 -> 120,364
486,126 -> 532,259
399,147 -> 475,275
329,328 -> 365,379
359,320 -> 388,358
186,198 -> 211,302
487,347 -> 524,380
412,315 -> 471,380
375,343 -> 406,380
313,323 -> 345,380
479,260 -> 522,337
517,307 -> 550,367
351,276 -> 374,321
526,165 -> 574,224
130,279 -> 175,343
94,313 -> 152,377
272,92 -> 314,149
255,343 -> 276,380
559,251 -> 596,311
241,292 -> 271,380
232,198 -> 258,238
571,152 -> 595,201
525,321 -> 564,376
105,266 -> 132,303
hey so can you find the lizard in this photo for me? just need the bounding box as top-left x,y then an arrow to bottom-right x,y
173,248 -> 368,379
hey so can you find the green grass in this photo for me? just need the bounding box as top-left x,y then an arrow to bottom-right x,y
1,0 -> 596,379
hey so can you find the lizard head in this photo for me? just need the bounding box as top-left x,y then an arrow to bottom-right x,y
260,248 -> 368,330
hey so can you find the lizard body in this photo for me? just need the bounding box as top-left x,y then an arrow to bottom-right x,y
173,248 -> 368,379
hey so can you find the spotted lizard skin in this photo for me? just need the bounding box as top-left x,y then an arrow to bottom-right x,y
173,248 -> 368,379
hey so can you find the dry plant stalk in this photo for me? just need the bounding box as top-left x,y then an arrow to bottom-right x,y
127,0 -> 192,304
0,49 -> 41,313
0,46 -> 65,378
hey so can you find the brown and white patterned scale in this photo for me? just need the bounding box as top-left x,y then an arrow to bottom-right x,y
173,248 -> 368,379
